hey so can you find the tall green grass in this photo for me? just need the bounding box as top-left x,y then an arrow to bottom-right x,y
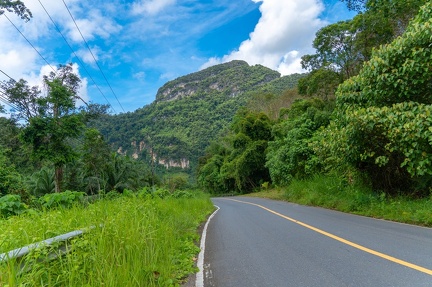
249,175 -> 432,226
0,192 -> 214,286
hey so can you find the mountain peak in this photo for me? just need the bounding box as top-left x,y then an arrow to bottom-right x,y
155,60 -> 280,102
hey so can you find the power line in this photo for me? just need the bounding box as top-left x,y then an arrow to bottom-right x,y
36,0 -> 116,114
0,69 -> 16,82
61,0 -> 126,113
0,72 -> 21,111
0,91 -> 20,111
3,14 -> 57,74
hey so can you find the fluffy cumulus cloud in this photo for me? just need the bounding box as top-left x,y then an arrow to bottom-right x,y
202,0 -> 326,75
132,0 -> 176,15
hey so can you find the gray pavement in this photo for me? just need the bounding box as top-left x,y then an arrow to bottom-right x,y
204,197 -> 432,286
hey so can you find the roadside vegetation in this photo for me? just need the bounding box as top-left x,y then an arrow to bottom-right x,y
248,175 -> 432,227
0,189 -> 214,286
198,1 -> 432,226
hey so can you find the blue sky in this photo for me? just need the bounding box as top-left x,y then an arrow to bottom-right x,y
0,0 -> 356,114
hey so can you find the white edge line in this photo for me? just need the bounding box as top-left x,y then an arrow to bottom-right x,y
196,205 -> 220,287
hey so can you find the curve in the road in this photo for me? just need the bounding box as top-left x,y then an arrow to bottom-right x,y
225,198 -> 432,276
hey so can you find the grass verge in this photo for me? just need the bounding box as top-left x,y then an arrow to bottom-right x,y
0,192 -> 214,286
248,175 -> 432,227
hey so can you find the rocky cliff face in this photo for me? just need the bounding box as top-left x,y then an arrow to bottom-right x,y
155,60 -> 280,103
130,140 -> 190,169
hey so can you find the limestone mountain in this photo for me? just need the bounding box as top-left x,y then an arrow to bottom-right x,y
91,60 -> 304,175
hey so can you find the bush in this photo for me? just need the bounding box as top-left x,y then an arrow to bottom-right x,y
38,191 -> 85,209
0,148 -> 25,197
0,194 -> 27,218
165,173 -> 189,192
153,188 -> 170,199
172,190 -> 194,199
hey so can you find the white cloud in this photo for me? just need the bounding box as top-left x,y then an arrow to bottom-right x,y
277,51 -> 304,75
0,48 -> 40,80
76,46 -> 101,67
66,9 -> 122,43
201,0 -> 326,75
133,71 -> 146,80
132,0 -> 176,15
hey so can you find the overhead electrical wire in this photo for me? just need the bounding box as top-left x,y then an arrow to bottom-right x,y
0,70 -> 20,111
0,90 -> 20,111
0,69 -> 16,82
3,14 -> 57,74
61,0 -> 126,113
2,2 -> 125,114
0,97 -> 19,111
36,0 -> 117,113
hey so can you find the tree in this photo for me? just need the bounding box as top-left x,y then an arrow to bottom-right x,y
300,0 -> 426,100
103,153 -> 137,192
266,98 -> 333,185
298,68 -> 342,100
1,79 -> 41,122
0,0 -> 32,21
299,20 -> 363,99
198,109 -> 274,193
323,2 -> 432,194
81,128 -> 111,193
341,0 -> 426,36
301,20 -> 363,79
2,64 -> 86,193
0,117 -> 34,173
246,89 -> 301,120
340,0 -> 367,11
26,167 -> 55,196
0,146 -> 23,196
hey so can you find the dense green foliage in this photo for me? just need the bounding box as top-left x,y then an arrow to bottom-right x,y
286,1 -> 431,196
266,98 -> 334,186
198,0 -> 432,199
0,194 -> 27,217
0,117 -> 33,174
38,190 -> 85,209
198,109 -> 273,193
321,2 -> 432,194
299,0 -> 427,100
0,66 -> 153,199
2,65 -> 88,193
0,148 -> 23,197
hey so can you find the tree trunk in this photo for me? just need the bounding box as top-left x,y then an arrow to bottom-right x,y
54,165 -> 63,193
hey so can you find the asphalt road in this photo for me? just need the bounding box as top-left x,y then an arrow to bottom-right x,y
203,197 -> 432,287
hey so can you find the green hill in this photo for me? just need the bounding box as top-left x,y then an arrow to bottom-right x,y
91,60 -> 304,175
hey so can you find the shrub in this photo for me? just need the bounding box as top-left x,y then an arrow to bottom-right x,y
0,194 -> 27,218
38,191 -> 85,209
172,190 -> 193,199
153,188 -> 170,199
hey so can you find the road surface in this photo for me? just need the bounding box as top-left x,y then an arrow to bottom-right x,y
203,197 -> 432,286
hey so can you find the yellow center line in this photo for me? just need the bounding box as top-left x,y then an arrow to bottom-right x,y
224,198 -> 432,276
